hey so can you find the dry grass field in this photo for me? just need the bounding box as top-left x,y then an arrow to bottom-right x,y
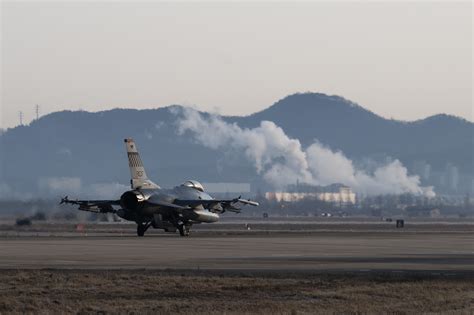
1,220 -> 473,314
1,269 -> 473,314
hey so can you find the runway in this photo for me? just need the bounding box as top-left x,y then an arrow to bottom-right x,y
1,232 -> 473,271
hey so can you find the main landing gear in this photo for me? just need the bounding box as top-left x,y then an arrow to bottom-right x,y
137,222 -> 151,237
136,220 -> 192,237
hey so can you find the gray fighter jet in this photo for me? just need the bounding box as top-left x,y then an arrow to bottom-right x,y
61,138 -> 258,236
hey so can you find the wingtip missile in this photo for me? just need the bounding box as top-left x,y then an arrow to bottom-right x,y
60,196 -> 69,205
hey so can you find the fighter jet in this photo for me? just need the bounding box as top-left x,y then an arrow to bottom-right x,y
61,138 -> 258,237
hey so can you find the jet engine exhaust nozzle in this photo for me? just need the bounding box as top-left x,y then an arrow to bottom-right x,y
120,190 -> 146,211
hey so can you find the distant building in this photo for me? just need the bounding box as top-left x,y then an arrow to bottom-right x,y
445,163 -> 459,192
265,183 -> 356,205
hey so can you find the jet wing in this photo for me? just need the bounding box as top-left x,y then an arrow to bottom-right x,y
60,196 -> 120,213
146,196 -> 192,211
174,197 -> 259,213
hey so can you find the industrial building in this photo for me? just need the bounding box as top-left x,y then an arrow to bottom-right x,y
265,183 -> 356,205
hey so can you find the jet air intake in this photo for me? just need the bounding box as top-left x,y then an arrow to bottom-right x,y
120,190 -> 147,211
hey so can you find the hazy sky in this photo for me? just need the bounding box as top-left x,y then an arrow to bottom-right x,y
1,1 -> 472,128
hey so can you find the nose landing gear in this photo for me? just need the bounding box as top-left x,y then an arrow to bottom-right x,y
178,223 -> 191,237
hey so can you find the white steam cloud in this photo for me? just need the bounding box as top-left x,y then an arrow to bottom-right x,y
174,108 -> 435,197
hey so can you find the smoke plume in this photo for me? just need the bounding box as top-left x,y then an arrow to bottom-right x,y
174,108 -> 435,197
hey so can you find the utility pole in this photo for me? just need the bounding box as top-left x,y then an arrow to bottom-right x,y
19,111 -> 24,126
35,104 -> 40,120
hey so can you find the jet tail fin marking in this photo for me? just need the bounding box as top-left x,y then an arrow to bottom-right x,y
124,138 -> 160,189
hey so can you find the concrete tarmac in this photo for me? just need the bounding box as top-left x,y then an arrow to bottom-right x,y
1,232 -> 473,271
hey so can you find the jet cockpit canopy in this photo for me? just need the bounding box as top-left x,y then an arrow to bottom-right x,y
181,180 -> 205,192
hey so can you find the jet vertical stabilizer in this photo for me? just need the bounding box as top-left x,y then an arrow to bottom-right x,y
124,138 -> 160,189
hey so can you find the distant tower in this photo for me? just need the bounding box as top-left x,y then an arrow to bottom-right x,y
445,163 -> 459,192
19,111 -> 24,125
35,104 -> 40,120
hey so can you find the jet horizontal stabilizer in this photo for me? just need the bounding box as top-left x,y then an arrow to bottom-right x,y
60,196 -> 119,213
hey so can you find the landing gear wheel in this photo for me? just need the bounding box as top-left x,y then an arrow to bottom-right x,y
137,223 -> 149,237
178,224 -> 190,237
137,225 -> 145,237
178,225 -> 185,236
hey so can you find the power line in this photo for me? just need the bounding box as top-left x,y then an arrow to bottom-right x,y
19,111 -> 24,126
35,104 -> 40,120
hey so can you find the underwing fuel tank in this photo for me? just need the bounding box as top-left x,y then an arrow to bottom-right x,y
185,209 -> 219,223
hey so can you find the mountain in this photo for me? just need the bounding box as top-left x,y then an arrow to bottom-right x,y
231,93 -> 473,172
0,93 -> 472,197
